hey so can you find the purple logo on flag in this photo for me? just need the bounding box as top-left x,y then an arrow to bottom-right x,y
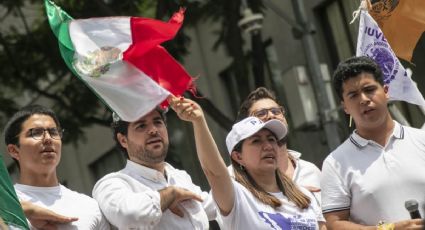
369,47 -> 395,83
363,26 -> 401,84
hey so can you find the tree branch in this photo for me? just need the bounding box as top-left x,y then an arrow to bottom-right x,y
186,90 -> 233,131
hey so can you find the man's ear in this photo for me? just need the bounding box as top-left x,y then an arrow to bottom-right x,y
341,100 -> 349,114
117,133 -> 128,149
383,84 -> 389,99
7,144 -> 20,161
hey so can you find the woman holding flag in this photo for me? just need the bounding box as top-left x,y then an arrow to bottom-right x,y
169,96 -> 325,230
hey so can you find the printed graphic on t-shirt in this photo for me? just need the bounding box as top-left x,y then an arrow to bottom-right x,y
259,211 -> 316,230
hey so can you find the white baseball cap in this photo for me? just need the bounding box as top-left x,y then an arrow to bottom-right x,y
225,116 -> 287,154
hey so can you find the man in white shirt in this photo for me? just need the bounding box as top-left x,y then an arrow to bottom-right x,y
321,56 -> 425,229
4,105 -> 110,230
92,107 -> 215,229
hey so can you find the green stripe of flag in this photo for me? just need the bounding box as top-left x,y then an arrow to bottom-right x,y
44,0 -> 118,117
0,154 -> 28,229
44,0 -> 76,75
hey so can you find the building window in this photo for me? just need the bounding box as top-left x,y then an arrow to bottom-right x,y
318,0 -> 359,67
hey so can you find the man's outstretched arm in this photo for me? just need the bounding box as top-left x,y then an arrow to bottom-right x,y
21,201 -> 78,230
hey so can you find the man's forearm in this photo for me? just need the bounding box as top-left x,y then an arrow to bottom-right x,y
328,220 -> 376,230
20,200 -> 35,217
158,186 -> 176,211
325,210 -> 376,230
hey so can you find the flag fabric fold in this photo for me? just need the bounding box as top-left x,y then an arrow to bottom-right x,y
356,10 -> 425,107
0,155 -> 28,229
368,0 -> 425,62
45,0 -> 193,121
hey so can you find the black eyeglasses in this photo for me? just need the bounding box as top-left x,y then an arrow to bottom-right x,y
251,107 -> 285,119
27,127 -> 64,140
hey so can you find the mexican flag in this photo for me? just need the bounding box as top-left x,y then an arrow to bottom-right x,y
0,154 -> 29,229
45,0 -> 194,121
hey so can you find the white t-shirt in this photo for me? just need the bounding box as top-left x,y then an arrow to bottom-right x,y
217,180 -> 325,230
289,150 -> 321,188
15,184 -> 110,230
289,150 -> 321,206
321,121 -> 425,225
93,160 -> 213,230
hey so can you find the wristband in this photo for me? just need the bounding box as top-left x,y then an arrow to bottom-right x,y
377,222 -> 395,230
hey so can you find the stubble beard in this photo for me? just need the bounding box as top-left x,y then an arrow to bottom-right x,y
134,143 -> 169,164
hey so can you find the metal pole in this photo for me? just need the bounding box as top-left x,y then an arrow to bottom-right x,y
290,0 -> 341,150
388,104 -> 411,126
251,31 -> 266,87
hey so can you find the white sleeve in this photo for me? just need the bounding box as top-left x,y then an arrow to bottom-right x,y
216,180 -> 242,229
320,157 -> 351,214
297,186 -> 325,223
201,191 -> 218,221
296,160 -> 322,207
175,169 -> 217,221
92,176 -> 162,229
308,190 -> 325,223
296,160 -> 322,189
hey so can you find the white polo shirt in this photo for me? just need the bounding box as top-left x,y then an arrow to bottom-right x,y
321,121 -> 425,225
93,160 -> 214,230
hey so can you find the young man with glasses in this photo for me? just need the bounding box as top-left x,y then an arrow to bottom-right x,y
237,87 -> 322,206
4,104 -> 110,229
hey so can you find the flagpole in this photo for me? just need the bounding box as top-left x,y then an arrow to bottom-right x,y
290,0 -> 342,150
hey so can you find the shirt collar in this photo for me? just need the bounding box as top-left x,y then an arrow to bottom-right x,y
288,149 -> 301,160
350,120 -> 404,147
124,160 -> 175,183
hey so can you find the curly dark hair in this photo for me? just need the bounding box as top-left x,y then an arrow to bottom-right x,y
333,56 -> 384,100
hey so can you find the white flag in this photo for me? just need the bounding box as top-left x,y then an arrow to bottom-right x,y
356,10 -> 425,107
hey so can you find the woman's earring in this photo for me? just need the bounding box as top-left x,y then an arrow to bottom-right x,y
239,164 -> 245,171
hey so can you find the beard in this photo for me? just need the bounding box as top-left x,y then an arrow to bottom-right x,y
129,141 -> 169,165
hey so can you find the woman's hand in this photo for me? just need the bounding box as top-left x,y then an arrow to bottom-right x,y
168,95 -> 204,123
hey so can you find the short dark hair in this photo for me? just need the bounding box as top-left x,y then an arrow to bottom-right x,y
333,56 -> 384,100
111,108 -> 167,158
3,105 -> 61,168
237,87 -> 281,121
4,105 -> 61,146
